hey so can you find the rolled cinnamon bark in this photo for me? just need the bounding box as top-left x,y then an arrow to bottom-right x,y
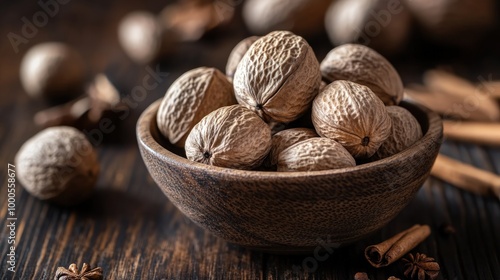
443,120 -> 500,146
365,224 -> 431,268
431,154 -> 500,200
423,70 -> 500,122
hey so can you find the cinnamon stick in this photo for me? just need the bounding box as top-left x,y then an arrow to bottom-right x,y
404,87 -> 459,118
431,154 -> 500,200
443,120 -> 500,146
365,224 -> 431,268
404,86 -> 494,122
423,70 -> 500,122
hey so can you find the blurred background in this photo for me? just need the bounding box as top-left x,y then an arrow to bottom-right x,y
1,0 -> 500,132
1,0 -> 500,279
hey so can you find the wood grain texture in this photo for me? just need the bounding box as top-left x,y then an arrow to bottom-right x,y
138,99 -> 442,249
1,0 -> 500,279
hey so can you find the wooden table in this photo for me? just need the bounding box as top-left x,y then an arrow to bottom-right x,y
1,1 -> 499,279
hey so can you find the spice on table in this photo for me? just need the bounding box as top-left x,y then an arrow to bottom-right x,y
34,74 -> 122,130
55,263 -> 103,280
404,85 -> 498,122
401,253 -> 440,280
364,224 -> 431,268
423,70 -> 500,122
34,97 -> 91,128
86,73 -> 121,122
443,120 -> 500,146
404,70 -> 500,122
431,153 -> 500,200
353,272 -> 370,280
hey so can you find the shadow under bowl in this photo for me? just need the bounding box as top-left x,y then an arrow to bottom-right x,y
137,99 -> 442,253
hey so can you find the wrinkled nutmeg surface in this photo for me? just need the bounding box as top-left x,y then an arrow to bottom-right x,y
225,36 -> 260,80
374,106 -> 423,159
233,30 -> 321,123
312,80 -> 392,159
269,128 -> 318,166
277,137 -> 356,172
157,67 -> 236,147
15,126 -> 99,205
185,105 -> 272,170
320,44 -> 403,105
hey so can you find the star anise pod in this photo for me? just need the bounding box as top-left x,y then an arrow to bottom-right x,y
401,253 -> 440,280
54,263 -> 103,280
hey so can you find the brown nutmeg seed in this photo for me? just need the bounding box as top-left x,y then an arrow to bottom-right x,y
15,126 -> 99,206
156,67 -> 236,147
312,80 -> 392,159
324,0 -> 411,55
277,137 -> 356,172
269,128 -> 318,166
225,36 -> 260,80
20,42 -> 85,100
234,30 -> 321,124
320,44 -> 403,105
118,11 -> 177,64
185,105 -> 272,170
373,106 -> 423,159
242,0 -> 331,36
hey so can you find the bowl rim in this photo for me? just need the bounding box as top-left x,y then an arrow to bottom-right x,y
137,99 -> 443,180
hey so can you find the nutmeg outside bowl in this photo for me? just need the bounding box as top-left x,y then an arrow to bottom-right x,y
137,99 -> 442,252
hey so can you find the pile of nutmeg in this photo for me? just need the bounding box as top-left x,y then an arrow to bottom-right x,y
157,30 -> 423,172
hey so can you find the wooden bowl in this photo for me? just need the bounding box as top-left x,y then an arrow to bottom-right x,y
137,99 -> 442,252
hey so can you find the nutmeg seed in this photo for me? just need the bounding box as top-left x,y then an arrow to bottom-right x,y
269,128 -> 318,166
157,67 -> 236,147
225,36 -> 260,81
320,44 -> 403,105
324,0 -> 411,55
185,105 -> 272,170
277,137 -> 356,172
15,126 -> 99,206
373,106 -> 423,159
20,42 -> 85,100
118,11 -> 177,64
234,30 -> 321,123
242,0 -> 331,36
312,80 -> 392,159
